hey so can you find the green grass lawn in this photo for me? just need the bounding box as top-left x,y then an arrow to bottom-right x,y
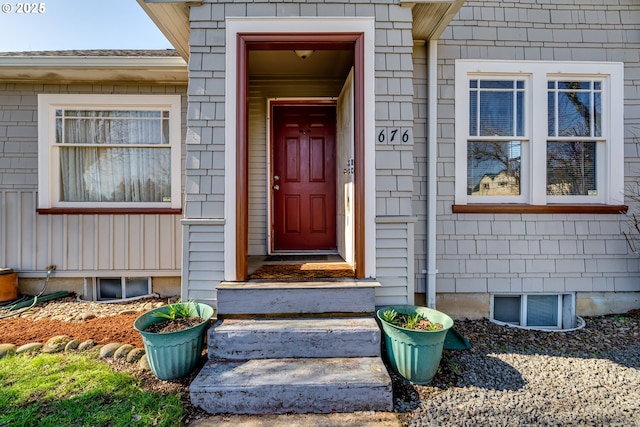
0,352 -> 183,427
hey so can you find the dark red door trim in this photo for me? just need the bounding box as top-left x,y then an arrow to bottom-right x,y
235,32 -> 366,280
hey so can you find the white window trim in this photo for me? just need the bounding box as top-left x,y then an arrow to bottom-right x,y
37,94 -> 182,209
454,60 -> 624,206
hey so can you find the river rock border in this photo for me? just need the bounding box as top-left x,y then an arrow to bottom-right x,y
0,335 -> 151,370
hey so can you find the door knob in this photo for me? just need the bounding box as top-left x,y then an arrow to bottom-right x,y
274,175 -> 279,181
272,184 -> 280,191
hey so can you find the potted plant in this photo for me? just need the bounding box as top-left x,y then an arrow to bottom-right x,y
376,305 -> 453,384
133,299 -> 214,380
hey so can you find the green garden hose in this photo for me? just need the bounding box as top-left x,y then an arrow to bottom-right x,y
0,265 -> 60,319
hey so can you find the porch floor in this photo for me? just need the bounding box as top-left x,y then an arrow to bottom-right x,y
247,254 -> 353,280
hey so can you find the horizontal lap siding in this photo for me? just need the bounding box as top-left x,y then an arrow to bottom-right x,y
182,222 -> 224,306
0,190 -> 181,274
375,221 -> 414,305
0,83 -> 186,278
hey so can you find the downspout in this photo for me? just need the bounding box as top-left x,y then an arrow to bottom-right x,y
426,38 -> 438,309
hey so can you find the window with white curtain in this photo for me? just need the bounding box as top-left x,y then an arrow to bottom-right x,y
454,60 -> 624,206
38,95 -> 181,209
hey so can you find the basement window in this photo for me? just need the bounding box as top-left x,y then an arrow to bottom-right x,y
491,293 -> 577,330
83,277 -> 151,301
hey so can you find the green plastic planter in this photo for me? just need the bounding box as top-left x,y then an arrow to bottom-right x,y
134,303 -> 214,380
377,305 -> 454,385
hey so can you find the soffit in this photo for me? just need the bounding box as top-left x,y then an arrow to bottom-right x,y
139,1 -> 465,62
404,0 -> 467,40
137,0 -> 192,60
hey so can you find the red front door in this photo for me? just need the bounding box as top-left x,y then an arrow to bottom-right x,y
272,105 -> 337,251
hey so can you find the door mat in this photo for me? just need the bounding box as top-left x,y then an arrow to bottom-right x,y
250,263 -> 355,279
264,255 -> 330,262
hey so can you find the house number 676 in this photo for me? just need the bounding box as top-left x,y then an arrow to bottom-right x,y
377,128 -> 411,144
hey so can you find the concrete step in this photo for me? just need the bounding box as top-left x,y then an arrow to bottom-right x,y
190,357 -> 393,414
209,317 -> 382,359
216,280 -> 380,317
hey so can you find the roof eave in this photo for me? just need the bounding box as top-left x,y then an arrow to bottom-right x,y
402,0 -> 466,41
0,56 -> 188,84
137,0 -> 196,61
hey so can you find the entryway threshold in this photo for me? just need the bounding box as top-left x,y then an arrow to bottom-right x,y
218,280 -> 381,289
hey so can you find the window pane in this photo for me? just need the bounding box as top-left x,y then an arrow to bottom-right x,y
547,91 -> 555,137
549,81 -> 600,138
64,110 -> 162,118
516,91 -> 524,136
480,80 -> 514,89
593,92 -> 601,137
494,296 -> 521,324
63,118 -> 165,145
468,141 -> 521,196
125,277 -> 149,298
469,91 -> 478,135
527,295 -> 558,327
469,80 -> 524,137
557,90 -> 591,136
98,278 -> 122,300
547,141 -> 596,196
59,147 -> 171,202
479,91 -> 514,136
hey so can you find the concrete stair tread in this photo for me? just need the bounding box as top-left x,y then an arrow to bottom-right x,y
217,280 -> 381,289
190,357 -> 393,414
214,317 -> 380,332
216,281 -> 379,316
192,357 -> 390,388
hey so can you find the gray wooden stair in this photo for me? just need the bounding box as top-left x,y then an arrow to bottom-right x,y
208,317 -> 382,359
190,280 -> 393,414
215,280 -> 379,317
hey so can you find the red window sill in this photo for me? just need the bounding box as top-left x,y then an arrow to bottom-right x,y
37,208 -> 182,215
452,204 -> 628,214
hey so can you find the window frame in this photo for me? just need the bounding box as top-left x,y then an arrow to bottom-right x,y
491,293 -> 575,330
37,94 -> 182,210
454,60 -> 624,208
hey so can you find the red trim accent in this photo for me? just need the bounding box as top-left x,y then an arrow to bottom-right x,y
236,32 -> 366,281
452,204 -> 628,214
236,34 -> 249,280
37,208 -> 182,215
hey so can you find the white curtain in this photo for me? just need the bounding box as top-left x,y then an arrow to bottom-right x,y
58,111 -> 171,203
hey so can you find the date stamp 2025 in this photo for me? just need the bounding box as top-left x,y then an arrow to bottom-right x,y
1,2 -> 46,14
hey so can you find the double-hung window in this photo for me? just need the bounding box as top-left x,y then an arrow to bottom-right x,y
454,60 -> 624,209
38,95 -> 181,210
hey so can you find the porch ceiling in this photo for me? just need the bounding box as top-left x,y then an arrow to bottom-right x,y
138,0 -> 467,61
249,50 -> 353,80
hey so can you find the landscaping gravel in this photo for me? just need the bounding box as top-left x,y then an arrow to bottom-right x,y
2,295 -> 638,426
394,313 -> 640,427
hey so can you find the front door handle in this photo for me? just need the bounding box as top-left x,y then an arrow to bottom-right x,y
272,184 -> 280,191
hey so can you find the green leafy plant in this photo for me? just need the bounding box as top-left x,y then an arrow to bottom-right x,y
381,308 -> 398,323
381,309 -> 444,331
151,299 -> 195,321
404,313 -> 423,329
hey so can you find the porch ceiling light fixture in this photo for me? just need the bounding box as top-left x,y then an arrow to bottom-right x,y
294,50 -> 314,60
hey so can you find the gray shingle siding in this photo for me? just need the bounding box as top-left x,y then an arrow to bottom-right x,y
185,0 -> 418,303
426,0 -> 640,302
